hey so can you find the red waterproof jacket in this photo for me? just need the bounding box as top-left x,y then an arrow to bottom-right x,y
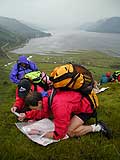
25,90 -> 93,140
13,84 -> 44,111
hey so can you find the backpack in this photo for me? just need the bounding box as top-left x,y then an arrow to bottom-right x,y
49,63 -> 98,123
24,71 -> 50,91
49,63 -> 94,94
112,70 -> 120,80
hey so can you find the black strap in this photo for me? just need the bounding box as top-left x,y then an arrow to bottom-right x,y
82,94 -> 98,124
33,84 -> 37,91
66,72 -> 80,88
48,89 -> 57,109
52,72 -> 75,83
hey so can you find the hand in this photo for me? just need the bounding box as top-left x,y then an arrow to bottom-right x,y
11,106 -> 17,113
44,131 -> 54,139
28,119 -> 35,123
18,113 -> 26,121
28,130 -> 54,139
28,129 -> 40,135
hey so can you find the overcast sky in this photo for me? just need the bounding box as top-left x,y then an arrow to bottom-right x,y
0,0 -> 120,29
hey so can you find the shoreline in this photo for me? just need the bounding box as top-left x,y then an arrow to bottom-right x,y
10,49 -> 120,58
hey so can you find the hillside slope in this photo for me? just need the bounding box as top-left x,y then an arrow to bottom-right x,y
0,16 -> 51,48
0,25 -> 20,47
0,52 -> 119,160
80,17 -> 120,33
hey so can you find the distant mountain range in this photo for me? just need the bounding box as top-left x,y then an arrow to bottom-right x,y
21,21 -> 48,32
0,16 -> 51,50
80,17 -> 120,33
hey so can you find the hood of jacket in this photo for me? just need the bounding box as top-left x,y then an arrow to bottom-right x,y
17,56 -> 29,64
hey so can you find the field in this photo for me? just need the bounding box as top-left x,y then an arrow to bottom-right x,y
0,51 -> 120,160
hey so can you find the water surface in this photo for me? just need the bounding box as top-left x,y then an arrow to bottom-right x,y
12,30 -> 120,57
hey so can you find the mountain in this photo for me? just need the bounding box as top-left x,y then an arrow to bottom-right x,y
80,17 -> 120,33
0,16 -> 51,49
0,25 -> 20,57
21,21 -> 48,32
0,25 -> 19,45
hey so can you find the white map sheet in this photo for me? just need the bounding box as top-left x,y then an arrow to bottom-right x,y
15,118 -> 69,146
94,87 -> 109,94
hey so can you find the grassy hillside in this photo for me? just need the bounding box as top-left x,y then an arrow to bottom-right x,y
0,26 -> 19,47
0,16 -> 51,49
0,51 -> 120,160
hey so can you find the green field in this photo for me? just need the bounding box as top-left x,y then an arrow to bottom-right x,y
0,51 -> 120,160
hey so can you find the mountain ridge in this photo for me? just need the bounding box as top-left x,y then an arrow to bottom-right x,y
0,16 -> 51,57
80,17 -> 120,33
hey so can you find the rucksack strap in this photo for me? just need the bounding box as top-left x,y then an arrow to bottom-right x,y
66,72 -> 80,88
48,89 -> 57,109
52,72 -> 75,83
86,94 -> 98,110
83,94 -> 98,124
92,110 -> 98,125
33,84 -> 37,91
40,72 -> 49,90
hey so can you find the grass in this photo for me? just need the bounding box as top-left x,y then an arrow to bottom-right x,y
0,51 -> 120,160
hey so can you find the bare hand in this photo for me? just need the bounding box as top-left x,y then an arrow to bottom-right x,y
11,106 -> 17,113
18,113 -> 26,121
28,129 -> 42,135
44,131 -> 54,139
28,119 -> 35,123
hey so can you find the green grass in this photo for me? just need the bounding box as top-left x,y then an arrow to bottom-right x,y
0,51 -> 120,160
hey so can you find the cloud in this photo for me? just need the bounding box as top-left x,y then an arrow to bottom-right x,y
0,0 -> 120,29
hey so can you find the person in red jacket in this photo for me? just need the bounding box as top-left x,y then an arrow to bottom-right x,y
11,79 -> 45,113
18,90 -> 112,140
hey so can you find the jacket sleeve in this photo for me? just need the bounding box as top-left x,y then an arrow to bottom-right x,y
29,61 -> 38,71
52,102 -> 71,140
9,64 -> 20,84
25,109 -> 49,120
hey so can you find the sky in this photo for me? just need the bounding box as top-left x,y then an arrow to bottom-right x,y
0,0 -> 120,29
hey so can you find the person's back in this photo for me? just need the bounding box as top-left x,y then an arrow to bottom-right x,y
106,72 -> 112,82
100,74 -> 109,84
9,55 -> 38,84
50,90 -> 93,139
52,90 -> 92,113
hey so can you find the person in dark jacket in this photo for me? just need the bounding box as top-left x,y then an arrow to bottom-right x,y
9,55 -> 38,84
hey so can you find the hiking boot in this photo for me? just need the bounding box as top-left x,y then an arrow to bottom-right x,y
98,121 -> 112,139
